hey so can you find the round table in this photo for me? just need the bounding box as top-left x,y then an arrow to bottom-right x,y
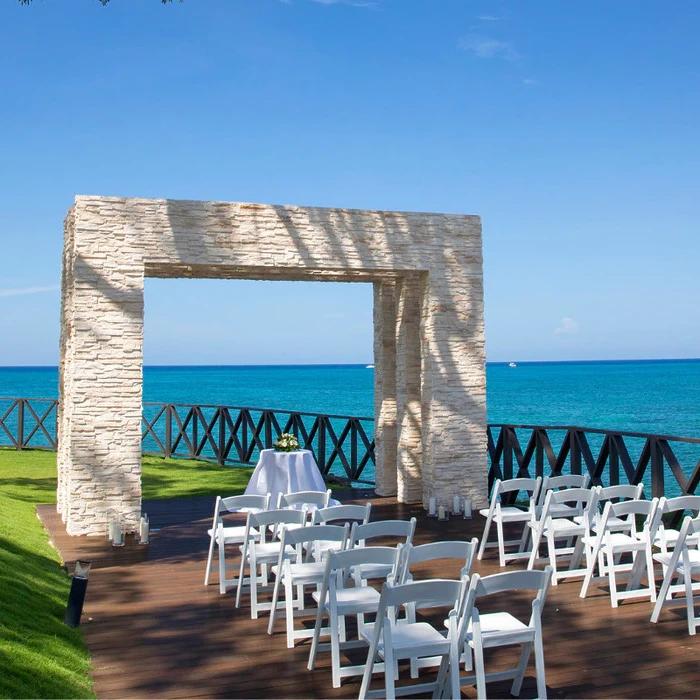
244,449 -> 336,505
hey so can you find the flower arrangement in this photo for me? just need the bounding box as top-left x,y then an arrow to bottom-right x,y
273,433 -> 301,452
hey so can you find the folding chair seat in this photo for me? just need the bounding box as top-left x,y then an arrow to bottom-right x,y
651,515 -> 700,634
580,498 -> 659,607
358,578 -> 467,700
307,546 -> 401,688
277,489 -> 334,531
235,508 -> 308,618
477,477 -> 541,568
203,493 -> 270,594
527,487 -> 596,585
537,474 -> 590,519
452,567 -> 553,700
267,523 -> 349,647
349,518 -> 416,581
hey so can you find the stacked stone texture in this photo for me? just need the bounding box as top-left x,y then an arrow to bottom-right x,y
59,196 -> 487,535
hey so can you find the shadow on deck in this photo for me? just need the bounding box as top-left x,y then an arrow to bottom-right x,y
37,496 -> 700,699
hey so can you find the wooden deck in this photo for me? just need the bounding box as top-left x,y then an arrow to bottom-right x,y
38,495 -> 700,699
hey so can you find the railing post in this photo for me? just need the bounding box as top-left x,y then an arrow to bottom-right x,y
218,408 -> 226,466
650,438 -> 665,498
17,399 -> 24,450
609,435 -> 619,486
351,419 -> 358,480
503,428 -> 513,481
570,430 -> 581,475
191,409 -> 198,459
265,411 -> 273,448
535,429 -> 544,479
164,405 -> 172,459
318,417 -> 327,472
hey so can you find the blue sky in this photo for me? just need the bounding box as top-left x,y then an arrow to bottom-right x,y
1,0 -> 699,365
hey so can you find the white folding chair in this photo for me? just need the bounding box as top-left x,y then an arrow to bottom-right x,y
358,578 -> 468,700
653,495 -> 700,554
307,546 -> 400,688
651,514 -> 700,634
527,487 -> 596,585
235,507 -> 308,618
349,518 -> 417,582
203,493 -> 270,594
395,539 -> 478,679
267,523 -> 349,647
580,498 -> 659,607
455,567 -> 552,700
477,477 -> 541,567
537,474 -> 591,518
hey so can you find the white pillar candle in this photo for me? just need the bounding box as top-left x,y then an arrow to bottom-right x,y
112,523 -> 124,547
428,497 -> 437,516
463,497 -> 472,519
139,516 -> 149,545
452,495 -> 462,514
108,520 -> 116,541
437,505 -> 448,521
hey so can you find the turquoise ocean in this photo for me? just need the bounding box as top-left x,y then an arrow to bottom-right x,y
2,360 -> 700,491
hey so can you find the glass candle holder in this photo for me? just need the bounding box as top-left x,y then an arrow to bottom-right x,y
427,496 -> 437,517
138,516 -> 149,545
452,495 -> 462,515
462,497 -> 473,519
112,523 -> 124,547
437,505 -> 449,521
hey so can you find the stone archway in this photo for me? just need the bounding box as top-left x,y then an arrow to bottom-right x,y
58,196 -> 487,535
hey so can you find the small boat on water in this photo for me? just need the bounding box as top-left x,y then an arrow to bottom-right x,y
366,364 -> 374,369
509,362 -> 517,368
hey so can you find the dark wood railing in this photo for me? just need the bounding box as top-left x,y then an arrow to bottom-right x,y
0,397 -> 376,484
3,397 -> 700,497
487,424 -> 700,499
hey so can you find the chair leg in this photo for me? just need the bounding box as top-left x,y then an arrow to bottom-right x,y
646,546 -> 657,602
496,517 -> 506,567
384,640 -> 396,700
204,533 -> 216,586
285,578 -> 296,648
546,532 -> 559,585
473,644 -> 487,700
218,540 -> 228,594
511,641 -> 533,696
607,550 -> 619,608
307,604 -> 325,671
580,542 -> 601,599
477,516 -> 492,561
528,527 -> 542,571
534,632 -> 547,700
267,572 -> 282,636
235,553 -> 247,608
433,655 -> 450,700
330,610 -> 342,688
250,556 -> 259,619
685,567 -> 696,635
651,563 -> 675,623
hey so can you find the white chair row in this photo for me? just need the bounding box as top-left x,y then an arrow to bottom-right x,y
204,489 -> 340,595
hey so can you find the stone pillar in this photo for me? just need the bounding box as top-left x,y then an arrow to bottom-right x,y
420,264 -> 488,510
57,203 -> 144,536
373,281 -> 397,496
395,274 -> 423,503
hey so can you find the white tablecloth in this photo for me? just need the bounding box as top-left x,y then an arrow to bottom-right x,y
245,449 -> 332,505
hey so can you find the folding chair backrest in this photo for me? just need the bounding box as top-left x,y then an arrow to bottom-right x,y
473,567 -> 553,598
248,507 -> 308,542
398,539 -> 478,584
663,495 -> 700,516
497,477 -> 541,496
350,518 -> 417,547
326,545 -> 399,574
597,484 -> 643,503
281,523 -> 349,548
609,497 -> 658,521
278,489 -> 332,509
379,578 -> 465,612
313,503 -> 371,525
539,474 -> 590,505
541,487 -> 595,523
220,494 -> 270,513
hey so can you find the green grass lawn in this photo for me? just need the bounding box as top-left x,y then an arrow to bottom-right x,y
0,448 -> 256,699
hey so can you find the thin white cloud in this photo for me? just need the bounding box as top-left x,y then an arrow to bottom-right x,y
458,33 -> 520,61
554,317 -> 579,335
477,14 -> 500,21
522,78 -> 538,85
0,285 -> 59,298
